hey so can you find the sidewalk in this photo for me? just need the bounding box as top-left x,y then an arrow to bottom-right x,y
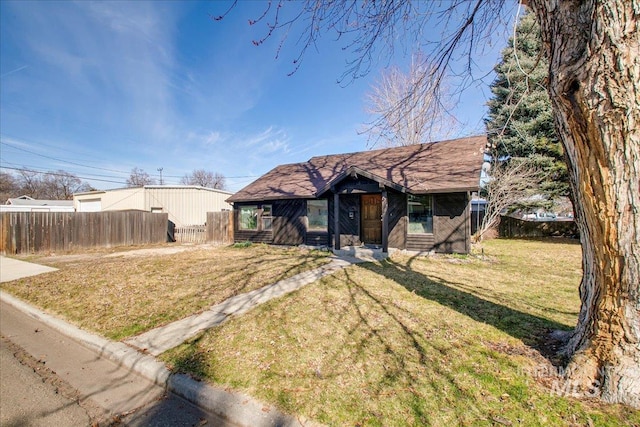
0,252 -> 375,425
125,257 -> 355,355
0,256 -> 58,282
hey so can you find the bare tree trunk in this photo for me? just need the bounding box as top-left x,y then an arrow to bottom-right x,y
529,0 -> 640,407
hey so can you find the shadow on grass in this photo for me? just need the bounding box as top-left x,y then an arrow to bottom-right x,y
162,251 -> 582,425
359,256 -> 572,362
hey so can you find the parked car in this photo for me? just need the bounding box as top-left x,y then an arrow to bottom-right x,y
523,212 -> 557,221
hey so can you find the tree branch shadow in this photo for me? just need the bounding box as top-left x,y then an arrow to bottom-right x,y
360,256 -> 571,363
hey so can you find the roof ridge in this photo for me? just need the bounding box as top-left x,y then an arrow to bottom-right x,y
307,135 -> 485,162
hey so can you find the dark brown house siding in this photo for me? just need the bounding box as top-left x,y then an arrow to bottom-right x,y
329,194 -> 362,247
433,193 -> 470,253
405,193 -> 470,253
388,191 -> 407,249
234,191 -> 470,253
234,200 -> 330,246
233,202 -> 273,244
273,200 -> 305,245
234,230 -> 273,243
406,234 -> 436,251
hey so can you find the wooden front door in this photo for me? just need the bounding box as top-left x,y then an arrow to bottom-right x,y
361,194 -> 382,244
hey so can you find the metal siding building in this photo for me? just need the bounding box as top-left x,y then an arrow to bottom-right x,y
74,186 -> 232,226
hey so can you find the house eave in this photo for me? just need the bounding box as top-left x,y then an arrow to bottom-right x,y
408,185 -> 480,195
226,194 -> 313,204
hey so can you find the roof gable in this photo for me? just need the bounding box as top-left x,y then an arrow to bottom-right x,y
316,166 -> 407,195
228,135 -> 487,203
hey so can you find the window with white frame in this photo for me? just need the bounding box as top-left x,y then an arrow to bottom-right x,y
262,204 -> 272,230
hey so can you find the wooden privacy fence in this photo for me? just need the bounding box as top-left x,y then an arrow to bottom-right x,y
207,211 -> 233,244
499,215 -> 579,238
0,211 -> 169,254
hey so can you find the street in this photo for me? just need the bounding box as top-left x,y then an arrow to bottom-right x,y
0,299 -> 237,426
1,336 -> 95,426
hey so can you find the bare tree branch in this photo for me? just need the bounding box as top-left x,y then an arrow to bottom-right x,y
180,169 -> 226,190
475,158 -> 544,241
126,167 -> 156,187
363,52 -> 459,147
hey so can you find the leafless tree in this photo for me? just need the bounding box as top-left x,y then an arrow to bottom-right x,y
475,159 -> 543,241
17,169 -> 43,198
41,170 -> 83,200
126,167 -> 156,187
219,0 -> 640,407
7,169 -> 92,200
179,169 -> 226,190
364,53 -> 458,147
0,172 -> 19,202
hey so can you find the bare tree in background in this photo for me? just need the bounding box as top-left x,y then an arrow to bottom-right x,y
4,169 -> 93,200
475,159 -> 543,241
126,167 -> 156,187
218,0 -> 640,407
364,53 -> 458,146
0,172 -> 18,202
180,169 -> 226,190
41,170 -> 83,200
17,169 -> 42,198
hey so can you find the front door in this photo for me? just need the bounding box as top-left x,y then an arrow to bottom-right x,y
361,194 -> 382,244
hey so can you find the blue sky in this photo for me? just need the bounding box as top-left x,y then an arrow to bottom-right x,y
0,1 -> 514,192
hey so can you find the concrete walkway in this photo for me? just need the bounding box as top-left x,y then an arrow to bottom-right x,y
1,256 -> 58,282
125,256 -> 357,356
0,250 -> 385,426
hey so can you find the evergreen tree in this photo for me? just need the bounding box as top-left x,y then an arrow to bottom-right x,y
485,12 -> 569,204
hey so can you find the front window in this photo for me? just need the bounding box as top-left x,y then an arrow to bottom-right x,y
307,200 -> 328,231
262,204 -> 272,230
408,195 -> 433,234
239,205 -> 258,230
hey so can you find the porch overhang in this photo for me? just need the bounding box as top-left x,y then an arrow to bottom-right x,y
315,166 -> 407,196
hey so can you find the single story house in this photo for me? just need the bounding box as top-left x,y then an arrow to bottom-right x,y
227,135 -> 486,253
73,185 -> 232,227
1,196 -> 75,213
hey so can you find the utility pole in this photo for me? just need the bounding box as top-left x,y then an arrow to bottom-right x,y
157,167 -> 164,185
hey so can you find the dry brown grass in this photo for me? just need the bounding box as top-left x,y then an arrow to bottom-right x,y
162,239 -> 639,426
1,244 -> 331,340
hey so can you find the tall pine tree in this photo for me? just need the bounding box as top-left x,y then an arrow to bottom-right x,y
485,12 -> 569,205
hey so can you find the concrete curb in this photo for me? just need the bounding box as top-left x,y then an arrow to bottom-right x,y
0,291 -> 305,427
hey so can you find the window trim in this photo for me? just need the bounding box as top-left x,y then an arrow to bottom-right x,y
261,204 -> 273,231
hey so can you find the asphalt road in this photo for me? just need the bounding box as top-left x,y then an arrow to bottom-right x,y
1,337 -> 94,426
0,299 -> 237,427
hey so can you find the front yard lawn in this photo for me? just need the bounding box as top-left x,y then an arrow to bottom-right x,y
0,244 -> 331,340
161,239 -> 639,426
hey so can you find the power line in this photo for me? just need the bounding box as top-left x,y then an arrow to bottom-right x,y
0,139 -> 132,175
1,137 -> 261,183
0,165 -> 128,185
0,160 -> 131,181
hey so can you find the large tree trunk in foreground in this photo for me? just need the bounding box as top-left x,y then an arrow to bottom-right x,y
529,0 -> 640,407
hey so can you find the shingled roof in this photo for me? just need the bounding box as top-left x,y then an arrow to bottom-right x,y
228,135 -> 487,203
